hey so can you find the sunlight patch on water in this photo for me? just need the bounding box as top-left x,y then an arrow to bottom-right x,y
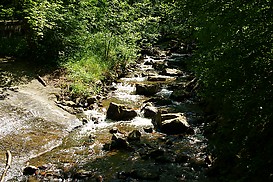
113,82 -> 136,93
111,82 -> 144,102
129,117 -> 153,127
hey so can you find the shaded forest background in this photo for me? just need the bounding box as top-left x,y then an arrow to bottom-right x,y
1,0 -> 272,181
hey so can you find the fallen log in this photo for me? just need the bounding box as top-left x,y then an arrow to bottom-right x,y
0,150 -> 12,182
37,75 -> 47,87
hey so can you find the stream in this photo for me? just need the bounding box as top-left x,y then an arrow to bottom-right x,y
0,51 -> 208,181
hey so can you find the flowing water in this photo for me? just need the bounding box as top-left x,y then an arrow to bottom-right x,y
0,54 -> 208,181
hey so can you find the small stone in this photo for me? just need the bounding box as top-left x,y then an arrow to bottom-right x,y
109,127 -> 119,134
111,133 -> 129,150
96,175 -> 103,182
117,171 -> 129,179
74,169 -> 94,179
175,154 -> 190,163
86,96 -> 96,105
64,100 -> 76,107
82,118 -> 88,124
144,127 -> 153,133
127,130 -> 141,142
23,165 -> 38,175
149,148 -> 165,159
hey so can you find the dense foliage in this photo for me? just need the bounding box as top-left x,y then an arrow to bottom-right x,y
1,0 -> 272,181
1,0 -> 160,95
191,1 -> 273,181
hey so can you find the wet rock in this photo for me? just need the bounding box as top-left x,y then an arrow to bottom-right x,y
111,133 -> 129,150
82,118 -> 88,124
149,147 -> 165,159
73,169 -> 94,179
102,143 -> 111,151
38,163 -> 53,170
161,118 -> 191,135
175,153 -> 191,163
144,97 -> 173,106
23,165 -> 38,175
106,102 -> 137,121
86,96 -> 97,106
142,104 -> 158,118
88,134 -> 96,142
152,110 -> 162,130
165,58 -> 187,68
161,68 -> 184,76
152,113 -> 193,135
8,87 -> 19,92
161,113 -> 184,121
109,127 -> 120,134
144,59 -> 153,65
147,76 -> 167,82
135,84 -> 159,96
0,93 -> 7,100
143,127 -> 153,133
63,100 -> 76,107
152,61 -> 166,71
127,130 -> 141,142
130,168 -> 160,180
141,71 -> 157,77
185,78 -> 198,92
170,89 -> 191,101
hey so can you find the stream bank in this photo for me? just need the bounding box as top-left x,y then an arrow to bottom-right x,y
1,48 -> 210,181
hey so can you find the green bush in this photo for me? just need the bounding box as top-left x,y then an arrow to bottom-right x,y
0,36 -> 27,56
189,0 -> 273,181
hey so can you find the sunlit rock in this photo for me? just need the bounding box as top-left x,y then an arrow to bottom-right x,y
106,102 -> 137,121
135,83 -> 159,96
152,112 -> 194,135
161,68 -> 184,76
63,100 -> 76,107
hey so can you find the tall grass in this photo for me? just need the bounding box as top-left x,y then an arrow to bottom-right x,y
63,32 -> 139,97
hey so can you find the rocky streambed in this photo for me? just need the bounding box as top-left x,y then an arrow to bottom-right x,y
1,50 -> 210,181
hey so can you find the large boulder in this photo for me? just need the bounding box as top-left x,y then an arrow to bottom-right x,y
106,102 -> 137,121
152,112 -> 193,135
135,84 -> 159,96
